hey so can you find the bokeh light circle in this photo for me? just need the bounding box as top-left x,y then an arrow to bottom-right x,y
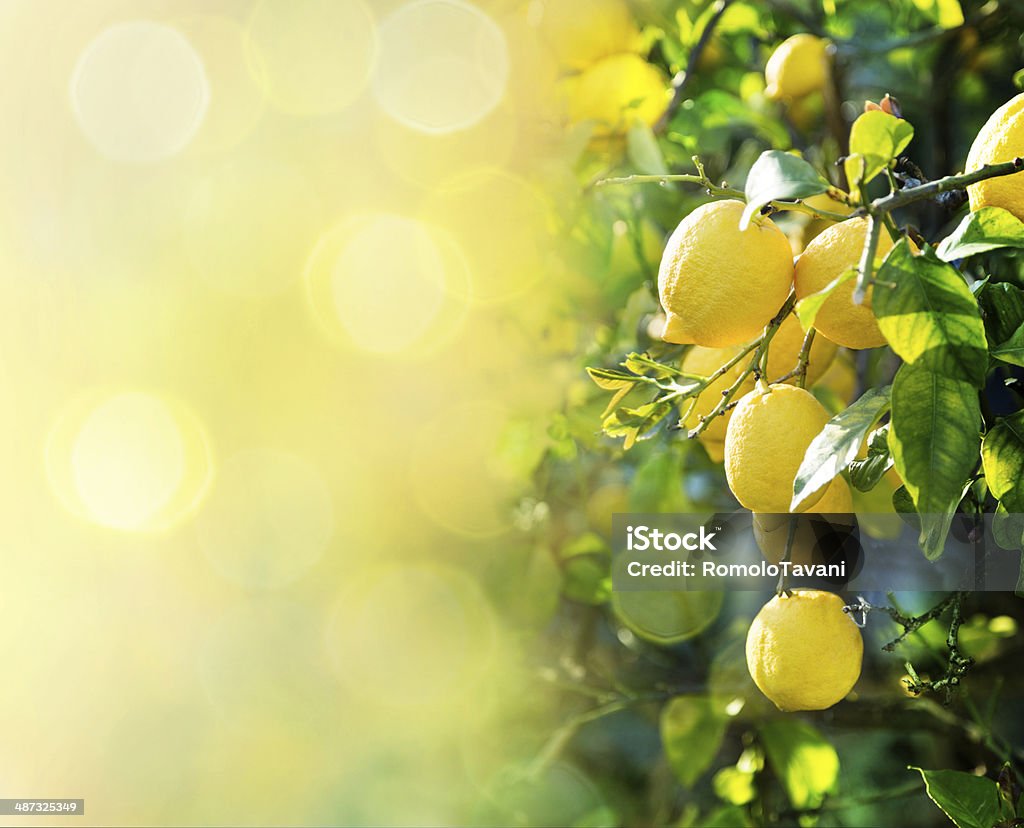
304,212 -> 470,357
325,564 -> 497,707
45,390 -> 213,532
70,21 -> 209,162
196,449 -> 334,590
245,0 -> 378,116
374,0 -> 509,134
177,16 -> 266,153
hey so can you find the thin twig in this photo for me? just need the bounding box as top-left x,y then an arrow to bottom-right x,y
655,0 -> 734,133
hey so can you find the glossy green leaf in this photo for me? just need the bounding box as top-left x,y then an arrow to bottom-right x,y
991,323 -> 1024,368
978,282 -> 1024,345
911,767 -> 1005,828
873,241 -> 989,388
740,150 -> 828,230
791,386 -> 891,511
845,110 -> 914,185
660,696 -> 727,787
935,207 -> 1024,261
982,411 -> 1024,512
759,720 -> 839,810
888,363 -> 982,558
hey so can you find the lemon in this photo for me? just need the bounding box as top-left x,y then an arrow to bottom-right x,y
765,313 -> 838,386
724,384 -> 830,513
965,93 -> 1024,221
794,217 -> 901,350
753,478 -> 855,566
563,53 -> 668,137
538,0 -> 642,71
659,200 -> 795,347
764,34 -> 829,102
746,588 -> 863,711
681,345 -> 756,462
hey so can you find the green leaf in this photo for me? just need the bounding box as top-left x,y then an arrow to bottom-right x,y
892,485 -> 922,531
623,352 -> 681,379
845,110 -> 914,185
740,150 -> 829,230
911,767 -> 1004,828
660,696 -> 727,787
587,367 -> 640,390
888,363 -> 982,558
991,323 -> 1024,368
759,720 -> 839,810
794,268 -> 856,329
993,502 -> 1024,551
935,207 -> 1024,261
791,386 -> 891,511
713,767 -> 756,806
849,425 -> 894,491
627,122 -> 669,176
872,241 -> 989,387
912,0 -> 965,28
982,411 -> 1024,512
978,282 -> 1024,345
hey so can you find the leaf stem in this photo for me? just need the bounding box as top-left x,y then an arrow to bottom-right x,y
595,174 -> 850,221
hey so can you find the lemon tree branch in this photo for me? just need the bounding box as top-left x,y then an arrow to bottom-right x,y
687,294 -> 796,438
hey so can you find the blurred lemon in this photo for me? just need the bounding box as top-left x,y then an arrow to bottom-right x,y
746,588 -> 862,711
764,313 -> 837,386
812,350 -> 857,409
725,384 -> 829,513
681,345 -> 755,462
795,217 -> 901,350
764,34 -> 829,101
659,200 -> 794,347
563,53 -> 668,137
538,0 -> 642,70
965,92 -> 1024,221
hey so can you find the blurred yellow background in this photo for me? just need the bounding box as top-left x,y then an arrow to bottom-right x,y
0,1 -> 578,824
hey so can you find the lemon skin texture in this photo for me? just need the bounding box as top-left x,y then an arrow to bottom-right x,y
539,0 -> 642,71
724,384 -> 830,513
659,200 -> 795,347
765,34 -> 829,101
563,53 -> 668,137
746,588 -> 863,711
765,313 -> 837,386
965,93 -> 1024,221
794,218 -> 900,350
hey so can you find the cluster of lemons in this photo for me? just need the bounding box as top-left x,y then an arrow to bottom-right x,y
538,0 -> 669,137
658,29 -> 1024,709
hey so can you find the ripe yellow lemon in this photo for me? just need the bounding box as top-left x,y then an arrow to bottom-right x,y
965,93 -> 1024,221
659,200 -> 794,347
724,384 -> 830,513
765,34 -> 829,101
794,217 -> 900,350
746,588 -> 863,711
681,345 -> 756,462
538,0 -> 642,71
563,53 -> 668,137
753,478 -> 855,566
765,313 -> 838,386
